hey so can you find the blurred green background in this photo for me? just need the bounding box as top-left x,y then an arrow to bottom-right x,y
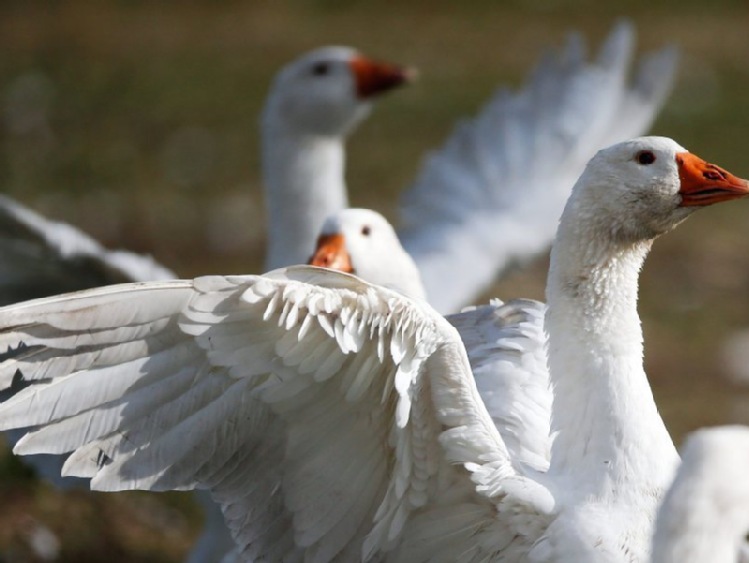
2,0 -> 749,560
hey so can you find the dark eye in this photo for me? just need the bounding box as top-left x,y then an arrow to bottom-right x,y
361,225 -> 371,236
311,62 -> 330,76
636,150 -> 656,165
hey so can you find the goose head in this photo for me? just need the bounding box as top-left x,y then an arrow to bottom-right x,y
263,46 -> 413,137
308,208 -> 426,300
564,136 -> 749,245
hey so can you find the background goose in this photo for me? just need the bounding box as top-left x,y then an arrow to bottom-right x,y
264,22 -> 677,313
308,208 -> 426,300
261,47 -> 413,272
651,425 -> 749,563
309,207 -> 551,470
0,137 -> 745,562
0,22 -> 675,317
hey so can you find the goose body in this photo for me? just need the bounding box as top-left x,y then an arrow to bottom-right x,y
652,426 -> 749,563
0,137 -> 746,561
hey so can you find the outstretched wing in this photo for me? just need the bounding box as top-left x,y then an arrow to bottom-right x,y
0,196 -> 236,560
398,21 -> 678,313
0,266 -> 552,562
449,298 -> 551,473
0,194 -> 175,305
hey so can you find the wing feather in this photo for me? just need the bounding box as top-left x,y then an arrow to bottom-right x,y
0,265 -> 552,561
0,195 -> 175,306
399,21 -> 677,313
448,298 -> 552,472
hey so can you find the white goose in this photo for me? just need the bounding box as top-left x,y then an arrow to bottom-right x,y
652,426 -> 749,563
0,137 -> 745,562
307,208 -> 426,301
0,27 -> 674,561
0,23 -> 675,315
264,22 -> 679,313
308,207 -> 552,470
261,47 -> 412,272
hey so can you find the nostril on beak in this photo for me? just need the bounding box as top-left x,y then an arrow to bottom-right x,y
703,164 -> 729,181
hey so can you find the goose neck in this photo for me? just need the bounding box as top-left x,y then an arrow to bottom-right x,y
262,124 -> 348,271
545,224 -> 678,494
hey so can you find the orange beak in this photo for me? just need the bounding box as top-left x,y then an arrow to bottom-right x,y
677,152 -> 749,207
349,56 -> 416,99
308,233 -> 355,273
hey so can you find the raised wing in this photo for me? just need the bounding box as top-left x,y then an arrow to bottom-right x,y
449,298 -> 551,473
0,266 -> 552,562
398,21 -> 678,313
0,194 -> 175,305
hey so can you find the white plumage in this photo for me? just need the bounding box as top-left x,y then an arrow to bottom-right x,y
0,26 -> 676,561
652,426 -> 749,563
0,137 -> 746,562
262,21 -> 678,313
0,23 -> 675,317
0,194 -> 175,306
309,207 -> 552,472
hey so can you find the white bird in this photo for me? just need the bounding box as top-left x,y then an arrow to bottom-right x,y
652,425 -> 749,563
261,21 -> 678,313
0,136 -> 746,562
307,208 -> 427,301
261,46 -> 413,272
0,23 -> 676,317
308,207 -> 552,470
0,26 -> 674,561
0,24 -> 676,314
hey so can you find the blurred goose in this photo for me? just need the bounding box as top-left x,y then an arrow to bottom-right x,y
0,137 -> 746,562
308,207 -> 551,469
262,47 -> 412,271
652,426 -> 749,563
0,194 -> 176,306
0,23 -> 675,318
264,22 -> 678,313
308,208 -> 426,300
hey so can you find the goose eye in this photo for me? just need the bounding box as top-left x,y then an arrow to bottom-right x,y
311,62 -> 330,76
361,225 -> 371,236
636,150 -> 656,165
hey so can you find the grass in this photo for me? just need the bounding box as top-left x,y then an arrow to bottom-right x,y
1,1 -> 749,560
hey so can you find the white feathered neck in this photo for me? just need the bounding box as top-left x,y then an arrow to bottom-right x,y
262,121 -> 348,271
545,166 -> 679,495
